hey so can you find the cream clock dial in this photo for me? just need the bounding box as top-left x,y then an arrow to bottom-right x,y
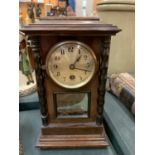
46,41 -> 97,89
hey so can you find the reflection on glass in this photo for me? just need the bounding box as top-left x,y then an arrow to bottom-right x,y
56,93 -> 89,118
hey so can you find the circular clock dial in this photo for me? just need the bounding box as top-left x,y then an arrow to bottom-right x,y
46,41 -> 97,89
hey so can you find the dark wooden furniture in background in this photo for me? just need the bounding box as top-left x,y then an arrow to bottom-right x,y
20,16 -> 120,148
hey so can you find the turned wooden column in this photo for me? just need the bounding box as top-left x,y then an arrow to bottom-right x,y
97,36 -> 111,125
30,37 -> 48,126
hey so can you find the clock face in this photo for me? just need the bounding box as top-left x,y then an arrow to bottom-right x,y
46,41 -> 97,89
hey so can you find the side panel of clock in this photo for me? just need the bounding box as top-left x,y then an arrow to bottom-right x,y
40,36 -> 102,124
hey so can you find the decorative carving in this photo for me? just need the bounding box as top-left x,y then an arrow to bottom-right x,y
30,37 -> 48,126
35,4 -> 42,18
97,36 -> 111,125
27,3 -> 35,23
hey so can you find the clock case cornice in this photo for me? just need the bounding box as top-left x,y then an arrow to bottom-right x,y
20,16 -> 121,36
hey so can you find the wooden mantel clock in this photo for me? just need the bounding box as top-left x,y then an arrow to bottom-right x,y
20,16 -> 120,148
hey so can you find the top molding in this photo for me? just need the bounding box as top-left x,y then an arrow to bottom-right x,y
20,16 -> 121,36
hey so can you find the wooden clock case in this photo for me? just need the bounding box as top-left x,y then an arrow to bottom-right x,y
20,17 -> 120,148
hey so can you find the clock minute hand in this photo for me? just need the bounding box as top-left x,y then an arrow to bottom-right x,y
74,67 -> 92,72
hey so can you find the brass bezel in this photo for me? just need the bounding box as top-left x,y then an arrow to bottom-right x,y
45,41 -> 97,89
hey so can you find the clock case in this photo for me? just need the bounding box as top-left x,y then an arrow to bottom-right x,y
20,17 -> 120,148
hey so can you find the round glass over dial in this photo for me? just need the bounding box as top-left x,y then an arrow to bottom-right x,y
45,41 -> 97,89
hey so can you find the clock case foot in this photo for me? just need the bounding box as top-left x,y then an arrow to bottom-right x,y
36,124 -> 108,148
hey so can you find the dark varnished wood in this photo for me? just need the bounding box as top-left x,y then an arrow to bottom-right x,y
37,123 -> 108,148
36,134 -> 108,148
30,37 -> 48,126
97,36 -> 111,125
20,16 -> 120,148
20,16 -> 121,36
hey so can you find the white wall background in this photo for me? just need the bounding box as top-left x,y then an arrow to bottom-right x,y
75,0 -> 94,16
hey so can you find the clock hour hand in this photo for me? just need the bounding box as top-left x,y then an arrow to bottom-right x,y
73,55 -> 82,65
